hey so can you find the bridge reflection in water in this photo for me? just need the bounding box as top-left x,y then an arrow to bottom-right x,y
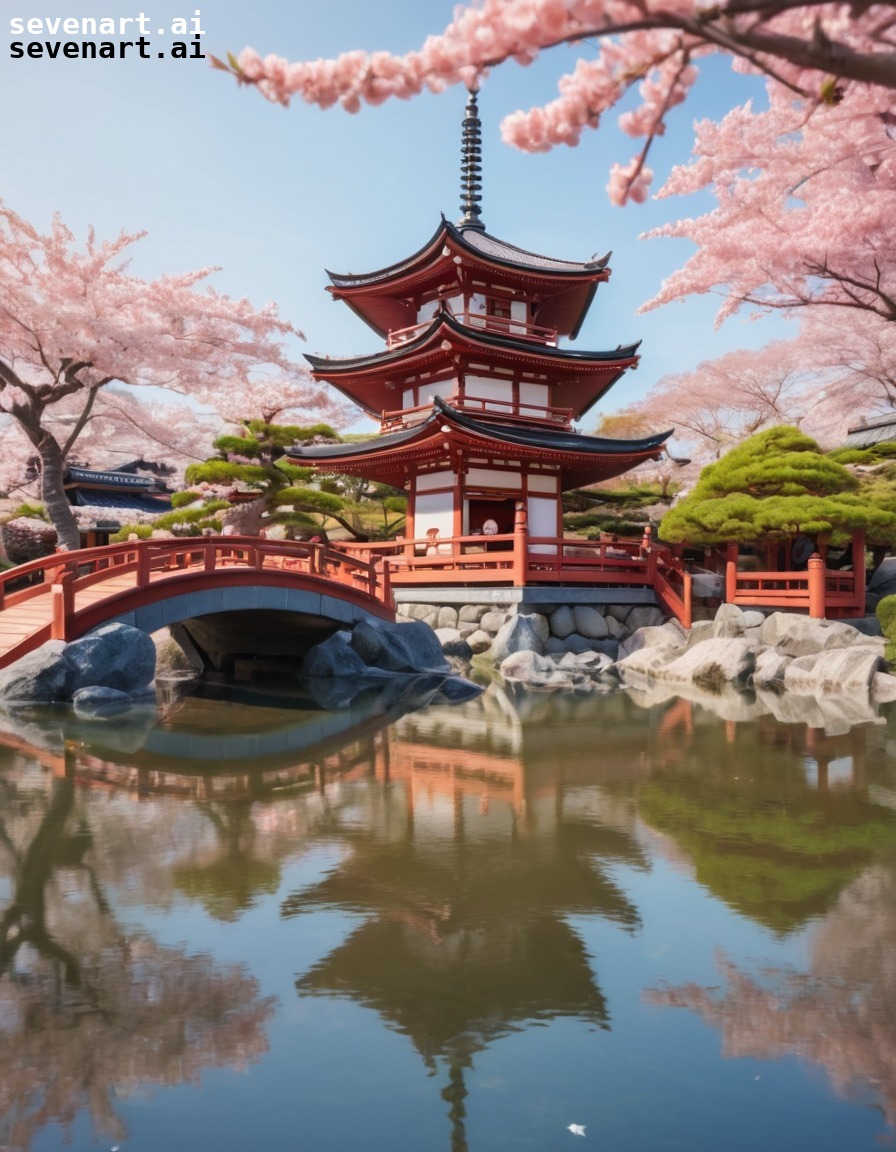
0,681 -> 894,1151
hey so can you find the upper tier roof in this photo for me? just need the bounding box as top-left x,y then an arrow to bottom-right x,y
325,217 -> 612,341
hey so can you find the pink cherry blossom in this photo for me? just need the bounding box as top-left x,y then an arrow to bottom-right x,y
0,204 -> 348,549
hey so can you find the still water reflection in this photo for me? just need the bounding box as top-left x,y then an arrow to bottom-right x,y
1,677 -> 896,1152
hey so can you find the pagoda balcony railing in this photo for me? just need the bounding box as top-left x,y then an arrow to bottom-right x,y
381,393 -> 574,432
387,311 -> 558,349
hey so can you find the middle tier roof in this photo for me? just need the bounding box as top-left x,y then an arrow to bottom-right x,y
305,310 -> 641,423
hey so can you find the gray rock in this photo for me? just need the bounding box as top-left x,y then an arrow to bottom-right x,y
810,646 -> 884,694
572,605 -> 608,639
615,644 -> 683,682
869,556 -> 896,598
72,685 -> 136,719
302,632 -> 371,678
351,618 -> 451,674
605,604 -> 632,624
604,614 -> 623,639
758,612 -> 881,658
499,649 -> 556,684
872,671 -> 896,703
752,648 -> 792,691
480,609 -> 509,635
66,623 -> 156,694
0,640 -> 74,702
430,675 -> 485,704
781,654 -> 820,694
549,604 -> 576,638
618,622 -> 687,661
458,604 -> 488,623
490,613 -> 547,663
435,628 -> 474,660
625,605 -> 666,631
544,633 -> 596,656
401,603 -> 439,626
465,629 -> 493,654
437,605 -> 459,630
663,637 -> 760,689
712,603 -> 747,638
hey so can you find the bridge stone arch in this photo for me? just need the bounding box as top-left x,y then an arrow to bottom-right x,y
99,583 -> 394,674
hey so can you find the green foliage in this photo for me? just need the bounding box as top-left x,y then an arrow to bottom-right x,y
185,459 -> 268,486
828,442 -> 896,465
170,490 -> 204,509
660,426 -> 896,546
8,502 -> 47,522
110,523 -> 154,542
275,487 -> 343,514
563,482 -> 673,512
876,595 -> 896,663
275,460 -> 315,484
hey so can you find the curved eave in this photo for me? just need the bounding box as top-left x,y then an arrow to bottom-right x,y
326,217 -> 610,340
305,314 -> 640,419
287,398 -> 671,489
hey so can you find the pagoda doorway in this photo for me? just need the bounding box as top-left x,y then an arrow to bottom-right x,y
467,497 -> 516,549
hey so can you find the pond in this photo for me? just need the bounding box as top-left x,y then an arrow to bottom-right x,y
1,675 -> 895,1152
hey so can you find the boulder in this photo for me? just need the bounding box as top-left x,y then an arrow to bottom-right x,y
302,632 -> 371,678
465,629 -> 493,655
499,649 -> 557,686
625,605 -> 666,631
458,604 -> 488,623
758,613 -> 881,658
436,605 -> 459,630
490,613 -> 547,663
0,640 -> 74,703
810,646 -> 884,695
868,556 -> 896,599
480,609 -> 509,635
548,604 -> 576,638
544,633 -> 600,656
66,623 -> 156,694
351,618 -> 451,674
663,637 -> 759,689
435,628 -> 474,660
618,622 -> 687,661
572,605 -> 608,639
872,672 -> 896,703
72,685 -> 135,719
400,603 -> 439,625
615,644 -> 683,682
752,648 -> 792,691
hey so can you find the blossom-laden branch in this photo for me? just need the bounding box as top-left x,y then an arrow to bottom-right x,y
215,1 -> 896,203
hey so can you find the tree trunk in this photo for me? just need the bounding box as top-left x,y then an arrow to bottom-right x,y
38,437 -> 80,551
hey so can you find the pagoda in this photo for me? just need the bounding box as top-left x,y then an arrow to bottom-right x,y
290,91 -> 671,555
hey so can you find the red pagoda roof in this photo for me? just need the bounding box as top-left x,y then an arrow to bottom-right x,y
288,397 -> 671,490
325,217 -> 612,342
305,311 -> 640,423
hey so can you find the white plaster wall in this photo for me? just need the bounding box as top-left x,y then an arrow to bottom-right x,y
527,495 -> 559,553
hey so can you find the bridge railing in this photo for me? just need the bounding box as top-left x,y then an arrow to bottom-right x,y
0,536 -> 393,646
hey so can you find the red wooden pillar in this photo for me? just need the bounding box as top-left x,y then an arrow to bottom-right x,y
725,542 -> 738,604
807,553 -> 825,618
853,528 -> 866,614
513,501 -> 528,586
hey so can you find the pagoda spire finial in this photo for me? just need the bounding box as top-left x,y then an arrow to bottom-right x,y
458,87 -> 485,232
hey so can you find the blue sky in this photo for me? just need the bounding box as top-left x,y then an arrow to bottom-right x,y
2,1 -> 787,433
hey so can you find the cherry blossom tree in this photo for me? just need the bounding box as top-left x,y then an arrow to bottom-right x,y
218,1 -> 895,206
642,80 -> 896,324
0,204 -> 336,550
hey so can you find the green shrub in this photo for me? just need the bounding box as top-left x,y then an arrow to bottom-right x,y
877,595 -> 896,664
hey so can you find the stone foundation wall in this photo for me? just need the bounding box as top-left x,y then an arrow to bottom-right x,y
395,597 -> 667,663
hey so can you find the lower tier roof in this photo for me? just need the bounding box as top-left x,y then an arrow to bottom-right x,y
288,397 -> 672,490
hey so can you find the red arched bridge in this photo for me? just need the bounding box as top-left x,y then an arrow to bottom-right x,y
0,536 -> 395,671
